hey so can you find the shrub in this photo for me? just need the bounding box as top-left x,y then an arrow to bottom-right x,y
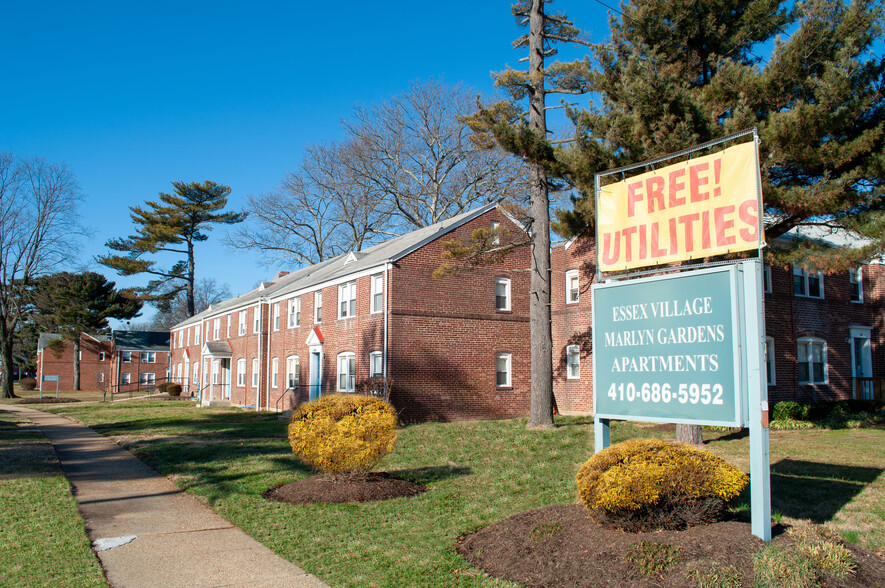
19,377 -> 37,391
288,394 -> 397,474
576,439 -> 748,531
754,525 -> 857,587
355,376 -> 393,398
772,401 -> 802,421
625,541 -> 682,576
753,544 -> 818,588
685,562 -> 742,588
158,382 -> 182,396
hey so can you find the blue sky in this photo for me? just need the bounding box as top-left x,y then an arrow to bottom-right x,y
1,1 -> 611,321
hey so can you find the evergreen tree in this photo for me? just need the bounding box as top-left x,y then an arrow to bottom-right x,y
33,272 -> 141,390
98,181 -> 246,317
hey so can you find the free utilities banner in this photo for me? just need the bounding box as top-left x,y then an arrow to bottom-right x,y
596,141 -> 761,272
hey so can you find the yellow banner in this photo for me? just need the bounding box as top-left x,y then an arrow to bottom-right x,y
597,141 -> 761,272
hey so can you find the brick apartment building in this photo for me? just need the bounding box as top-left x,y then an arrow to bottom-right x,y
36,331 -> 171,392
169,204 -> 532,422
550,233 -> 885,414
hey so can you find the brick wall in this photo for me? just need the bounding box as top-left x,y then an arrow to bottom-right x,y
36,335 -> 111,391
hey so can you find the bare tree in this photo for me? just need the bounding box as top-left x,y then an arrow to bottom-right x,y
149,277 -> 233,331
343,79 -> 529,230
0,153 -> 82,398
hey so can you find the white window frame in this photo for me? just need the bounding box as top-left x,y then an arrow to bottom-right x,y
236,358 -> 246,387
187,329 -> 191,347
793,266 -> 824,299
289,297 -> 301,328
338,281 -> 357,319
273,303 -> 280,330
850,267 -> 862,303
140,372 -> 155,385
566,345 -> 580,379
213,318 -> 220,340
121,372 -> 131,385
369,351 -> 383,378
251,357 -> 259,388
98,352 -> 106,361
490,221 -> 500,245
495,352 -> 512,388
314,291 -> 322,323
239,311 -> 247,335
140,351 -> 156,363
286,355 -> 300,389
195,325 -> 201,345
370,274 -> 384,314
566,270 -> 579,304
337,352 -> 356,392
98,372 -> 105,383
212,360 -> 220,385
227,315 -> 232,338
193,362 -> 200,384
271,357 -> 279,388
763,264 -> 772,294
797,337 -> 827,385
121,351 -> 132,363
495,277 -> 511,311
253,306 -> 260,334
764,336 -> 776,386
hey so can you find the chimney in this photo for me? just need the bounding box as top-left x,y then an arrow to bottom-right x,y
275,271 -> 290,279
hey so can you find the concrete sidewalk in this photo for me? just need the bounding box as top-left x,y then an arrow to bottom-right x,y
2,404 -> 329,588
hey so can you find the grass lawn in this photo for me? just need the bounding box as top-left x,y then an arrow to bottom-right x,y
42,402 -> 885,588
0,383 -> 107,404
0,412 -> 107,588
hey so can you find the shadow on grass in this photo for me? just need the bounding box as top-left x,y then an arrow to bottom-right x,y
389,464 -> 473,485
770,458 -> 884,523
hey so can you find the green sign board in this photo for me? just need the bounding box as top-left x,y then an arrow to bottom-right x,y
592,265 -> 745,427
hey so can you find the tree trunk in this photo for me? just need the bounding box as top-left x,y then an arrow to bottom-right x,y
72,335 -> 81,391
0,334 -> 17,398
676,423 -> 703,445
526,0 -> 555,429
186,239 -> 196,317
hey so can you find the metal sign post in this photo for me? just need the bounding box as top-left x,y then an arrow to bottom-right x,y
41,375 -> 60,399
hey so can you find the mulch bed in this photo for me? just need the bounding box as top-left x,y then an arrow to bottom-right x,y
457,504 -> 885,588
17,397 -> 81,404
264,472 -> 427,504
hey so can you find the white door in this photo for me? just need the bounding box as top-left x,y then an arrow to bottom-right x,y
850,327 -> 873,399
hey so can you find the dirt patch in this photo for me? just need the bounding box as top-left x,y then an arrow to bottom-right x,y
17,397 -> 81,404
457,504 -> 885,587
265,472 -> 426,504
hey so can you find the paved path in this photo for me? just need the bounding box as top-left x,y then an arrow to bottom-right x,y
1,405 -> 330,588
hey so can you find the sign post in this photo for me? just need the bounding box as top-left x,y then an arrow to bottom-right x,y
41,375 -> 60,399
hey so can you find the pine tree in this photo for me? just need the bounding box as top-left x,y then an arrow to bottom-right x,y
34,272 -> 141,390
98,181 -> 246,317
464,0 -> 591,428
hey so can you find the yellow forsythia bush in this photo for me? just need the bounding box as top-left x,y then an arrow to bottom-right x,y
288,394 -> 397,474
576,438 -> 748,513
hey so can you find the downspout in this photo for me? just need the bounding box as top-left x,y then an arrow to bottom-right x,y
257,301 -> 264,411
264,298 -> 271,411
384,264 -> 390,400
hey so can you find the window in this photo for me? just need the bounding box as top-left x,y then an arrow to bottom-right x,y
212,360 -> 220,385
337,352 -> 356,392
121,373 -> 131,385
213,318 -> 220,340
495,353 -> 511,387
371,274 -> 384,313
252,358 -> 259,388
797,337 -> 827,384
763,264 -> 772,294
490,221 -> 500,245
98,352 -> 106,361
253,306 -> 260,333
98,372 -> 105,383
271,358 -> 279,388
286,356 -> 300,388
289,297 -> 301,328
239,311 -> 247,335
850,267 -> 862,303
187,329 -> 191,347
495,277 -> 511,311
339,282 -> 356,318
227,315 -> 231,338
314,291 -> 323,323
195,325 -> 201,345
369,351 -> 383,378
566,270 -> 579,304
793,266 -> 823,298
193,363 -> 199,384
567,345 -> 580,379
237,358 -> 246,387
273,303 -> 280,330
140,351 -> 155,363
121,351 -> 132,363
140,372 -> 155,385
764,337 -> 776,386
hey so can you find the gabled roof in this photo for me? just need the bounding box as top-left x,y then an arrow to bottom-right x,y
113,331 -> 170,352
37,333 -> 63,351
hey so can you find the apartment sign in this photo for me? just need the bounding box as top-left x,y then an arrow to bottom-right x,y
592,266 -> 745,427
596,141 -> 760,272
